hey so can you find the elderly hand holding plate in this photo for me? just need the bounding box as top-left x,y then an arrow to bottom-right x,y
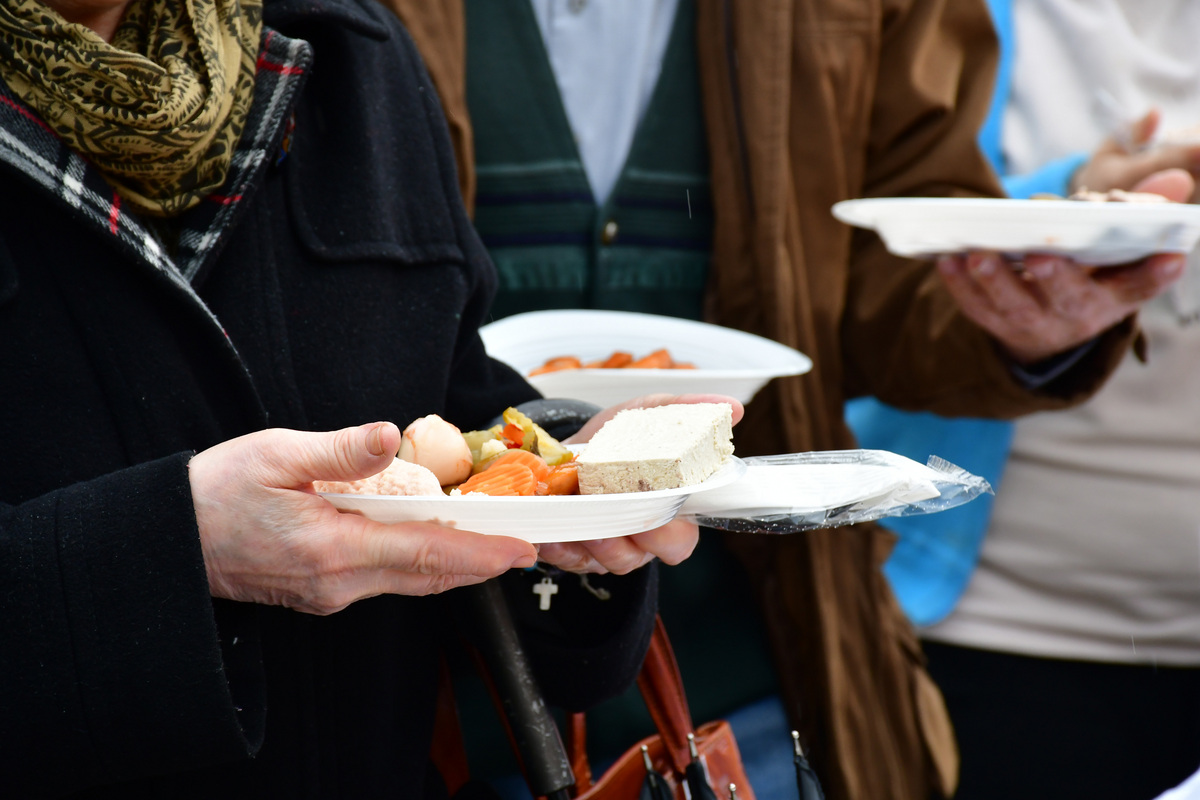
189,394 -> 743,615
935,169 -> 1194,365
190,422 -> 538,616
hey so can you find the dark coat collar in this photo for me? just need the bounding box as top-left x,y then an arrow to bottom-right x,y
0,26 -> 312,288
265,0 -> 392,41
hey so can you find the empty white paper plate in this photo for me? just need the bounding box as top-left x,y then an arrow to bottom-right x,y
832,196 -> 1200,266
480,310 -> 812,408
320,456 -> 747,543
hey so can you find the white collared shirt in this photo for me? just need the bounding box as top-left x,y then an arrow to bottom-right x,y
528,0 -> 681,204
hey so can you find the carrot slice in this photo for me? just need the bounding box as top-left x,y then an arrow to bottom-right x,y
456,463 -> 537,496
528,356 -> 583,376
500,422 -> 525,448
539,462 -> 579,496
627,348 -> 673,369
480,448 -> 550,481
585,351 -> 634,369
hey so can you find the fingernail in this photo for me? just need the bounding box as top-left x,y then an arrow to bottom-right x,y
971,254 -> 998,276
511,551 -> 537,570
1158,258 -> 1186,280
366,423 -> 388,456
936,255 -> 959,274
1028,259 -> 1055,279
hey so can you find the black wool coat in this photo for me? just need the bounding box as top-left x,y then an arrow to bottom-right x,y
0,1 -> 654,796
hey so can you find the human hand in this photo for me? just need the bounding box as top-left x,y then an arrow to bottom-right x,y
535,517 -> 699,575
1070,109 -> 1200,199
540,393 -> 745,574
188,423 -> 537,615
936,171 -> 1192,365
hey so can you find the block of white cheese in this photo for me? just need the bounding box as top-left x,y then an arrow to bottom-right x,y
576,403 -> 734,494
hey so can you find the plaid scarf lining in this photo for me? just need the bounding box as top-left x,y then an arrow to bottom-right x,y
0,27 -> 311,293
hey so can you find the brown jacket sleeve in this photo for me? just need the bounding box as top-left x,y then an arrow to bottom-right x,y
839,0 -> 1137,417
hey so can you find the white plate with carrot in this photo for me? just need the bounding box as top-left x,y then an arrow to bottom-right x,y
480,310 -> 812,408
316,406 -> 747,543
320,456 -> 746,543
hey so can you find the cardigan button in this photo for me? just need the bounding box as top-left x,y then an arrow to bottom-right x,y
568,0 -> 588,13
601,220 -> 618,244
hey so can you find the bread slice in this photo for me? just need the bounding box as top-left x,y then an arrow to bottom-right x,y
576,403 -> 734,494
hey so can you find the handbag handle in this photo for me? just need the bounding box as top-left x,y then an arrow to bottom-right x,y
634,616 -> 695,774
567,616 -> 697,781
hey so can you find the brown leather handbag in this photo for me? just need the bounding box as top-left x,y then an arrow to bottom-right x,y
433,615 -> 756,800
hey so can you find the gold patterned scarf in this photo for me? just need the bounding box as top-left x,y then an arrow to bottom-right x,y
0,0 -> 262,217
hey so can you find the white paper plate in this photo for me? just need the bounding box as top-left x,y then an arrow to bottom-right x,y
480,310 -> 812,407
319,456 -> 747,543
832,197 -> 1200,266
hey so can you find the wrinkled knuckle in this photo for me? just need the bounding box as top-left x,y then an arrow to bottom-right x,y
309,599 -> 344,616
330,436 -> 360,476
303,578 -> 348,616
413,540 -> 447,577
282,586 -> 343,616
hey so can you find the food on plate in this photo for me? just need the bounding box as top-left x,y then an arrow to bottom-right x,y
1031,188 -> 1171,203
452,447 -> 581,497
1068,188 -> 1170,203
456,462 -> 541,496
528,356 -> 584,376
1157,124 -> 1200,146
528,348 -> 695,376
588,351 -> 635,368
461,406 -> 574,469
318,402 -> 731,500
397,414 -> 474,485
576,403 -> 734,494
313,457 -> 443,496
475,447 -> 552,480
540,461 -> 580,496
624,348 -> 693,369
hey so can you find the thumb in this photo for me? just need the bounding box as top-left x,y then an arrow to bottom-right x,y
271,422 -> 402,487
1132,167 -> 1195,202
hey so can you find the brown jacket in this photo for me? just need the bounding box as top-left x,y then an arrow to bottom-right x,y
381,1 -> 1136,798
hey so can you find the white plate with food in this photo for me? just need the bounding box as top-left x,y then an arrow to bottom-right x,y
832,196 -> 1200,266
320,455 -> 747,543
480,309 -> 812,408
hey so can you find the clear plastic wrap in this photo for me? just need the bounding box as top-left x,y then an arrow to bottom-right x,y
677,449 -> 992,534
